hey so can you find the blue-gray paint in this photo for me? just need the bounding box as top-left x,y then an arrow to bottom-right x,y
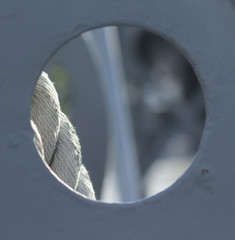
0,0 -> 235,239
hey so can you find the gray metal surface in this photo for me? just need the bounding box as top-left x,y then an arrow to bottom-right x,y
0,0 -> 235,239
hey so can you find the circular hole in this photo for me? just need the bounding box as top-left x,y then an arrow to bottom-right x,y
31,26 -> 205,203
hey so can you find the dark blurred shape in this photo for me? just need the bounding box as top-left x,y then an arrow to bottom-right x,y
120,28 -> 205,182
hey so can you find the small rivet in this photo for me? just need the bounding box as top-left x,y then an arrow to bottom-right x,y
201,169 -> 209,175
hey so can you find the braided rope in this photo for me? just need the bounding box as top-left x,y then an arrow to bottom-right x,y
31,72 -> 95,200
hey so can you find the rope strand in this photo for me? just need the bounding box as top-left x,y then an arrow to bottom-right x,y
31,72 -> 95,200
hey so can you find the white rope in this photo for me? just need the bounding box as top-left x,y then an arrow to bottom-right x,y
31,72 -> 95,200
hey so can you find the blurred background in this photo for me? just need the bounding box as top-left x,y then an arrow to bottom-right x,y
44,26 -> 205,203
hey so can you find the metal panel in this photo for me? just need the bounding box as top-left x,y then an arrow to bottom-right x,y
0,0 -> 235,239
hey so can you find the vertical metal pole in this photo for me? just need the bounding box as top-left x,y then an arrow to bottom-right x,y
83,27 -> 141,202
